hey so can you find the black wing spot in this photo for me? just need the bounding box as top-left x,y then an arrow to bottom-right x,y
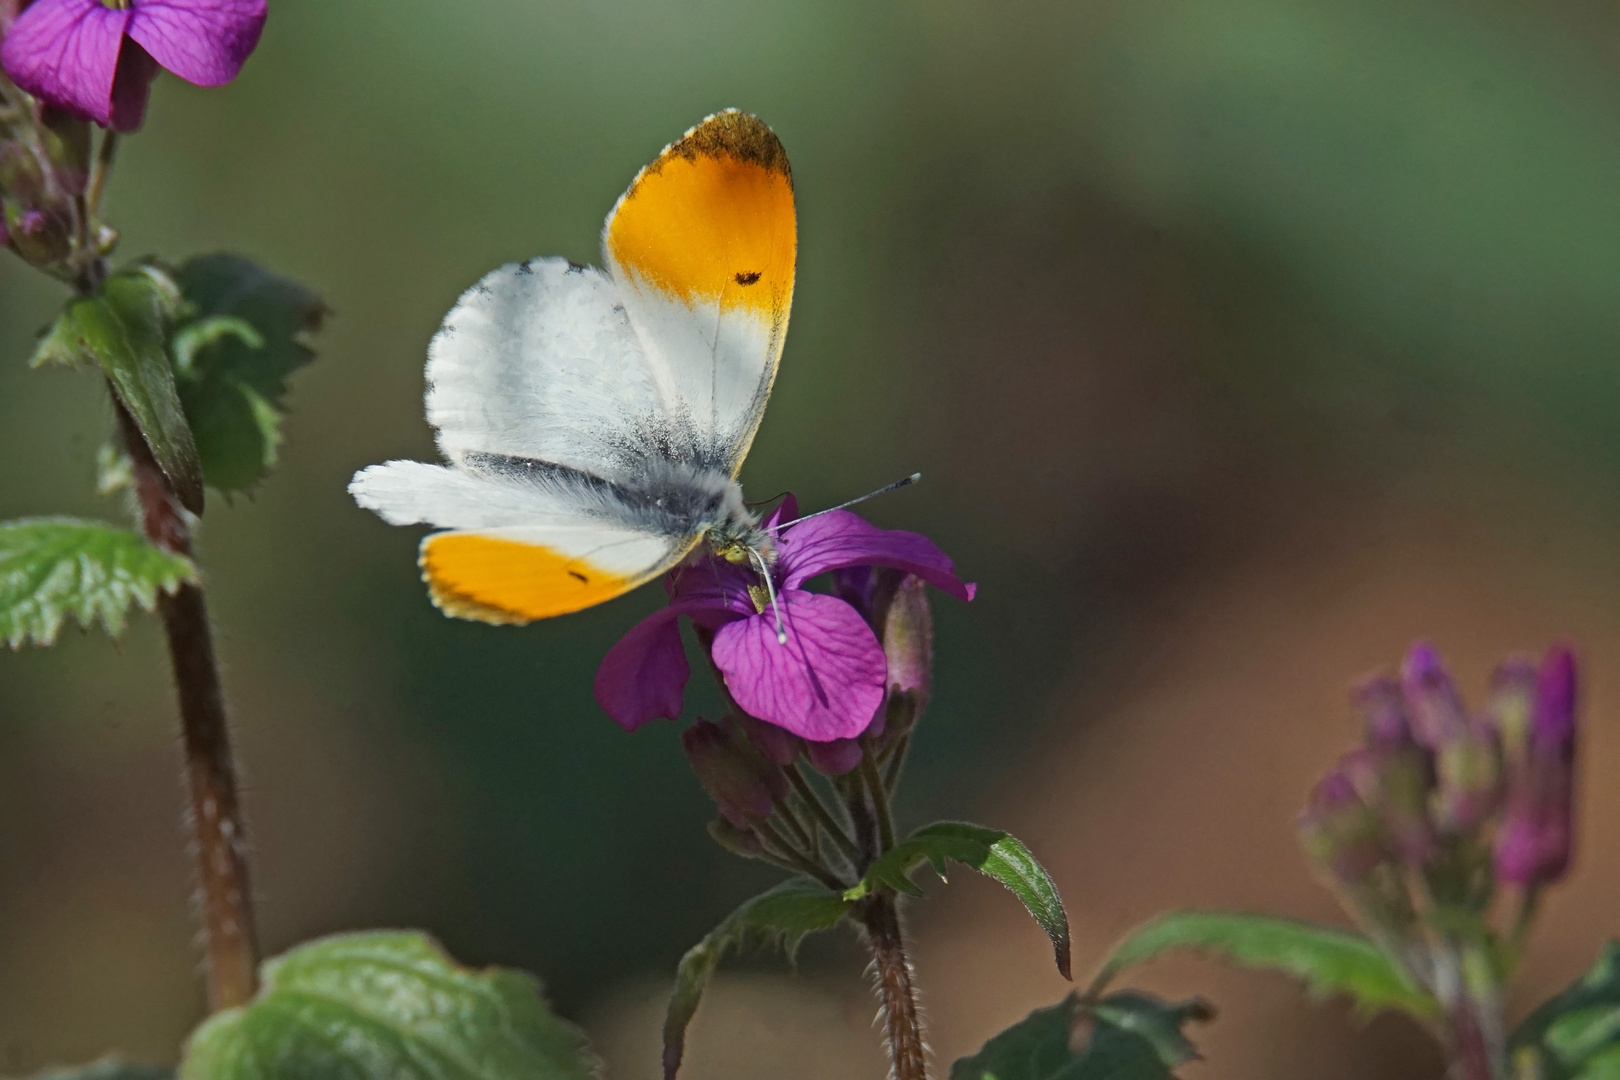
517,260 -> 534,275
734,271 -> 762,286
474,283 -> 493,297
566,261 -> 586,274
567,570 -> 589,583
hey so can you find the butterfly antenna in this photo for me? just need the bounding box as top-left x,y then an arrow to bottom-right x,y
769,472 -> 922,531
747,547 -> 788,645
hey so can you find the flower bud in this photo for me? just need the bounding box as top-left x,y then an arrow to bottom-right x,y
1432,719 -> 1501,835
883,574 -> 932,703
804,736 -> 863,777
707,816 -> 763,857
1402,641 -> 1468,748
1489,654 -> 1538,771
682,719 -> 788,828
736,711 -> 803,767
1299,758 -> 1389,887
1494,645 -> 1577,888
1351,675 -> 1435,864
0,139 -> 73,270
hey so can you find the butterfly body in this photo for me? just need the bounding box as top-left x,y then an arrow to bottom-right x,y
351,111 -> 794,623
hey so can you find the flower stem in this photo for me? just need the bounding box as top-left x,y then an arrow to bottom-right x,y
115,397 -> 259,1010
86,131 -> 118,224
881,731 -> 911,794
861,754 -> 897,853
749,815 -> 845,891
787,763 -> 861,863
858,894 -> 928,1080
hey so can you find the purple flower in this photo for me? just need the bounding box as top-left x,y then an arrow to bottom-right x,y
1,0 -> 266,132
594,496 -> 974,743
1494,644 -> 1578,888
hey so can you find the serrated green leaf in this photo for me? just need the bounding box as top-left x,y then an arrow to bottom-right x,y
5,1058 -> 173,1080
948,991 -> 1211,1080
32,265 -> 204,513
844,821 -> 1071,979
168,255 -> 325,494
179,931 -> 594,1080
0,518 -> 196,648
1091,911 -> 1436,1021
663,876 -> 851,1080
1510,941 -> 1620,1080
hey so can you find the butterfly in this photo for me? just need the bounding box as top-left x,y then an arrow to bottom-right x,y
350,110 -> 796,625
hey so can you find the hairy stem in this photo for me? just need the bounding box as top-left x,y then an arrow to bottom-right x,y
86,131 -> 118,224
116,399 -> 259,1009
859,894 -> 928,1080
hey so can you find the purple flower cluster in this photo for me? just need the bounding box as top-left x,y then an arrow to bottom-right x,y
1300,641 -> 1578,900
595,495 -> 973,745
1,0 -> 265,132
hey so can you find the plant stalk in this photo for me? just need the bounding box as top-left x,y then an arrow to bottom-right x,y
859,894 -> 929,1080
115,398 -> 259,1010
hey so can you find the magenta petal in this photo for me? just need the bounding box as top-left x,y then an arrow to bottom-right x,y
760,493 -> 800,531
712,591 -> 886,741
2,0 -> 130,126
594,607 -> 691,731
780,510 -> 975,601
106,36 -> 158,132
126,0 -> 265,87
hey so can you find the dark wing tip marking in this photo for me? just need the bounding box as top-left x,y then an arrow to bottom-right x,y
734,271 -> 762,285
640,110 -> 792,189
565,261 -> 586,274
517,260 -> 534,275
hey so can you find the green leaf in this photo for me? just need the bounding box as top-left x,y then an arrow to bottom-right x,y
663,876 -> 851,1080
168,255 -> 325,494
32,265 -> 205,513
1090,911 -> 1437,1021
6,1059 -> 173,1080
0,518 -> 196,648
844,821 -> 1072,979
179,930 -> 595,1080
1510,941 -> 1620,1080
948,991 -> 1212,1080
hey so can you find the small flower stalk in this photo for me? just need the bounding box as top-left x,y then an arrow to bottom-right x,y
1297,641 -> 1581,1080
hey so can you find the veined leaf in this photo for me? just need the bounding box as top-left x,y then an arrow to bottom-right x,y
33,265 -> 204,513
948,991 -> 1212,1080
0,518 -> 196,648
844,821 -> 1071,979
169,255 -> 325,494
1511,941 -> 1620,1080
1091,911 -> 1436,1020
663,877 -> 851,1080
179,930 -> 595,1080
6,1060 -> 173,1080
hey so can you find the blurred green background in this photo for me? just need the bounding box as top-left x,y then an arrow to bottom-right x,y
6,0 -> 1620,1074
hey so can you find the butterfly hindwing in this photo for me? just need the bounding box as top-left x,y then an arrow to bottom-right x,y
350,460 -> 697,623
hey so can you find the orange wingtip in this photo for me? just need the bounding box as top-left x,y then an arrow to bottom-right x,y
606,110 -> 796,315
419,532 -> 637,624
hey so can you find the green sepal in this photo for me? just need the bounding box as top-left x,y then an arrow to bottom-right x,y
0,517 -> 196,648
4,1060 -> 172,1080
1510,941 -> 1620,1080
167,255 -> 325,495
179,930 -> 596,1080
843,821 -> 1071,979
948,991 -> 1212,1080
1090,910 -> 1437,1021
663,877 -> 851,1080
32,265 -> 205,513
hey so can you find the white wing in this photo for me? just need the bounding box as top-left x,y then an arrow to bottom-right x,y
426,258 -> 681,480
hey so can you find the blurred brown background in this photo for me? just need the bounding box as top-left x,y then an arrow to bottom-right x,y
5,0 -> 1620,1075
